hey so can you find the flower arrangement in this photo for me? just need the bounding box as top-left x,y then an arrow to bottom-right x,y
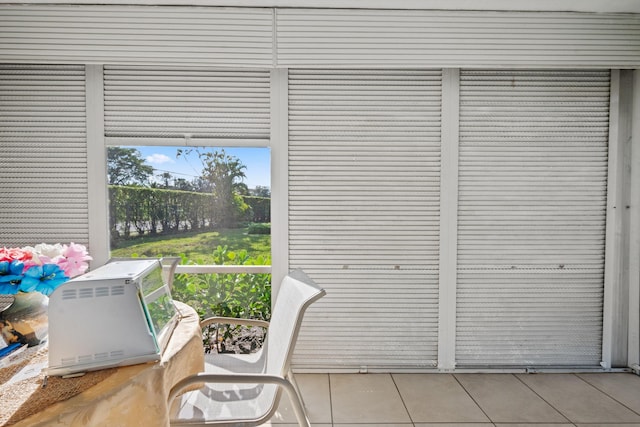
0,243 -> 92,296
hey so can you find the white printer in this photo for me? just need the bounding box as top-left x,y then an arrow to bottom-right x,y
47,259 -> 180,376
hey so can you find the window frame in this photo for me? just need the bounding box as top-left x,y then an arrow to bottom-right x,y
85,66 -> 285,286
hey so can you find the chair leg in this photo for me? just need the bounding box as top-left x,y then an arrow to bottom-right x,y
281,378 -> 311,427
287,368 -> 307,409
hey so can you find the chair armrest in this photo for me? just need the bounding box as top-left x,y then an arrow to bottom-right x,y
168,372 -> 311,427
169,372 -> 287,403
200,317 -> 270,329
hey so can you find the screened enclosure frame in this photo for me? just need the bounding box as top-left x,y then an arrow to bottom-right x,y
0,1 -> 639,372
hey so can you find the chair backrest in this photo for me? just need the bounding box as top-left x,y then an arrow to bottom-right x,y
160,257 -> 181,290
265,269 -> 325,376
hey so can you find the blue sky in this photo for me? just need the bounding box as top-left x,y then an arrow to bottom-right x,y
130,146 -> 271,189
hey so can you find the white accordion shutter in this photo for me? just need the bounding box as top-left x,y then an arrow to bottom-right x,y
0,5 -> 273,67
289,69 -> 442,370
103,66 -> 270,145
0,64 -> 88,246
456,70 -> 610,367
276,9 -> 640,68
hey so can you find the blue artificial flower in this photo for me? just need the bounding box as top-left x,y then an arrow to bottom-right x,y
0,261 -> 25,293
20,264 -> 69,296
0,282 -> 19,294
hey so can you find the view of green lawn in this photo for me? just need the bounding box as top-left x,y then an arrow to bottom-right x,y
110,225 -> 271,263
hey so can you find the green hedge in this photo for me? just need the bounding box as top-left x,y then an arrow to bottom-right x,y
109,186 -> 214,239
109,186 -> 270,241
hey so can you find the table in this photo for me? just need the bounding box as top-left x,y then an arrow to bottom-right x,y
0,301 -> 204,427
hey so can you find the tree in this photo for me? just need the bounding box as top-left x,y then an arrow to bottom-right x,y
174,178 -> 194,191
107,147 -> 154,186
199,149 -> 250,228
191,177 -> 213,193
252,186 -> 271,198
159,172 -> 173,188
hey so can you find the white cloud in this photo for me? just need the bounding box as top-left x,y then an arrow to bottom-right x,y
146,154 -> 174,165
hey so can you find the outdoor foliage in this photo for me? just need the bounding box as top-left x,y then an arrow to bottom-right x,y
107,147 -> 154,186
109,186 -> 216,240
108,148 -> 272,353
251,186 -> 271,198
244,196 -> 271,223
198,149 -> 249,228
108,148 -> 270,242
247,223 -> 271,235
172,246 -> 272,353
109,187 -> 270,241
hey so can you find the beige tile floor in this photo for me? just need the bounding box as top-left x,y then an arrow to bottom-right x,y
260,372 -> 640,427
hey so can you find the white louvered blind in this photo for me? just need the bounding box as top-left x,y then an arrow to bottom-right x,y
0,64 -> 89,246
276,9 -> 640,68
0,6 -> 273,67
103,66 -> 270,144
289,69 -> 442,370
456,70 -> 610,367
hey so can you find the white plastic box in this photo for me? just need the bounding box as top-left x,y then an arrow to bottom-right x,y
47,259 -> 179,376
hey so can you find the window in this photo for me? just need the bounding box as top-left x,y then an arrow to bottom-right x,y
107,145 -> 270,261
107,145 -> 272,353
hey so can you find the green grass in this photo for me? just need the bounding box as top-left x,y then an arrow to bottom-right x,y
110,226 -> 271,263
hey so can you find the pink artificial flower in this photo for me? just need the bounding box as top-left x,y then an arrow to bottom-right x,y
23,254 -> 60,270
0,247 -> 33,263
58,243 -> 93,278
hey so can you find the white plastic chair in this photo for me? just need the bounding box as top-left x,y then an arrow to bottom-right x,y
168,269 -> 325,427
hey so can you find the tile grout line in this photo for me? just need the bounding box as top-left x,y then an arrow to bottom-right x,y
390,373 -> 416,426
513,373 -> 573,424
327,373 -> 334,426
452,372 -> 495,424
574,373 -> 640,418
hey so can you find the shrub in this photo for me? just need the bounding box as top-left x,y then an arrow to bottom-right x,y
171,246 -> 271,354
247,223 -> 271,235
243,196 -> 270,222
